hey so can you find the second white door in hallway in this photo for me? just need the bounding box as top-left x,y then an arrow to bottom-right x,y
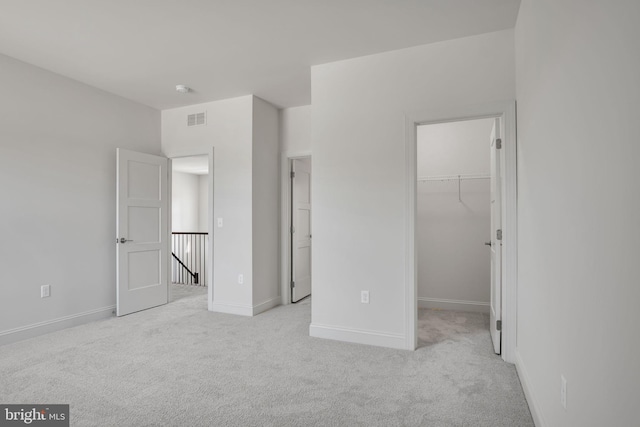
291,158 -> 312,303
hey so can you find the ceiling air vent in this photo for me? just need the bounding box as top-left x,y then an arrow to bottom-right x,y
187,112 -> 206,127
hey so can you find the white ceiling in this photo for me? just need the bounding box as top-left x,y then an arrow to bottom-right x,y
0,0 -> 520,110
172,155 -> 209,175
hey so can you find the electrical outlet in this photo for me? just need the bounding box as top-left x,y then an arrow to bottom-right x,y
560,375 -> 567,409
361,290 -> 369,304
41,284 -> 51,298
217,218 -> 223,228
238,274 -> 244,285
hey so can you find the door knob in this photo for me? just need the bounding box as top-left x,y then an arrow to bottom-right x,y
118,238 -> 133,244
484,241 -> 492,246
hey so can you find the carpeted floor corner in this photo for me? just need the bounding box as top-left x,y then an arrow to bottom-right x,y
0,290 -> 533,426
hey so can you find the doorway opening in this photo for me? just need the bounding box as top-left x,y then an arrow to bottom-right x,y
416,118 -> 498,351
170,155 -> 210,304
287,156 -> 312,304
404,101 -> 517,361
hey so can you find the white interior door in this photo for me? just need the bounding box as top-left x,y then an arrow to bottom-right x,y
489,119 -> 503,354
291,158 -> 312,303
116,148 -> 169,316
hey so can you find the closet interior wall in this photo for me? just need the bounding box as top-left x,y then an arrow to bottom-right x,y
417,119 -> 494,312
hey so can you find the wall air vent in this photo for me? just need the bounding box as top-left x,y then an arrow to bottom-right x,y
187,112 -> 206,127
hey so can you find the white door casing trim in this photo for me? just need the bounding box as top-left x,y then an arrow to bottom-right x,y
404,119 -> 418,351
167,158 -> 173,305
207,147 -> 215,311
164,149 -> 214,311
403,100 -> 517,362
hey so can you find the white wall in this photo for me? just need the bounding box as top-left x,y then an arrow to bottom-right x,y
310,30 -> 515,348
417,119 -> 492,311
198,174 -> 208,233
514,1 -> 640,426
162,95 -> 279,315
162,96 -> 253,310
0,54 -> 160,343
252,97 -> 280,307
280,105 -> 311,154
417,120 -> 493,177
172,171 -> 200,232
171,170 -> 208,233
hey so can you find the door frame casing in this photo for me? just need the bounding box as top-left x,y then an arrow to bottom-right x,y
167,158 -> 173,304
404,101 -> 517,362
167,149 -> 215,311
280,151 -> 312,304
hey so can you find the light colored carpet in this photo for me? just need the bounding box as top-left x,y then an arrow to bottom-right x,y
0,294 -> 533,426
170,283 -> 208,302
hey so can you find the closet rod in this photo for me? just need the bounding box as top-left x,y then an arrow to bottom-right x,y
418,174 -> 490,203
417,174 -> 490,182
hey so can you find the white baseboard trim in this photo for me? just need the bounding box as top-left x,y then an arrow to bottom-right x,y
0,305 -> 115,346
309,323 -> 407,350
252,297 -> 280,316
211,297 -> 281,317
515,349 -> 546,427
210,301 -> 254,316
418,297 -> 490,313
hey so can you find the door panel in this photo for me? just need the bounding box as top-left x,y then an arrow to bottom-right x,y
117,148 -> 169,316
291,158 -> 312,303
128,207 -> 160,243
127,250 -> 161,290
489,119 -> 503,354
127,161 -> 161,200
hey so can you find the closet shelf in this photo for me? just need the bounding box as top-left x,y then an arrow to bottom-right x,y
417,174 -> 490,203
417,174 -> 490,182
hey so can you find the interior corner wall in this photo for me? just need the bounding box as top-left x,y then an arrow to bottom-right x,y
515,1 -> 640,426
251,96 -> 280,308
280,105 -> 311,154
417,120 -> 493,311
162,96 -> 254,310
171,171 -> 200,232
310,29 -> 515,347
0,54 -> 160,343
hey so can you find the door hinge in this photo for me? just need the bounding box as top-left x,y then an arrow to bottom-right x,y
290,281 -> 295,289
290,171 -> 295,178
496,138 -> 502,149
290,226 -> 295,234
497,320 -> 502,331
496,229 -> 502,240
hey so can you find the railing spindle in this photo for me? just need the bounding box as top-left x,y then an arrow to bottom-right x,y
171,232 -> 208,287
